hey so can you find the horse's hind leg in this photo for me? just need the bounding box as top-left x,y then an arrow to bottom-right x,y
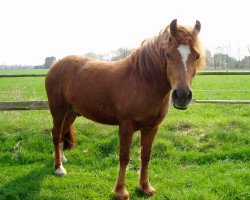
52,113 -> 67,175
48,99 -> 70,176
60,111 -> 78,163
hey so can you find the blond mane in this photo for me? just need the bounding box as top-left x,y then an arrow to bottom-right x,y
130,24 -> 205,81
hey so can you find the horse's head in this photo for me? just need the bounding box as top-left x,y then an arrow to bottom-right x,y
164,19 -> 204,110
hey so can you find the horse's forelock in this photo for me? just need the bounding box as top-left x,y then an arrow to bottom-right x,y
130,24 -> 205,80
162,25 -> 205,71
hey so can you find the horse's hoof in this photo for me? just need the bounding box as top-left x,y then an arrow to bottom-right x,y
55,164 -> 67,175
139,183 -> 156,196
114,187 -> 130,200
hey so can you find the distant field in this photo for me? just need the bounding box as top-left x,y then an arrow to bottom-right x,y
192,75 -> 250,100
204,68 -> 250,71
0,69 -> 48,75
0,70 -> 249,199
0,76 -> 46,101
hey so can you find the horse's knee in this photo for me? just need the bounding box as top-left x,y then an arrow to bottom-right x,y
141,153 -> 151,164
119,158 -> 129,166
53,134 -> 61,145
119,152 -> 130,165
141,159 -> 150,167
52,125 -> 63,142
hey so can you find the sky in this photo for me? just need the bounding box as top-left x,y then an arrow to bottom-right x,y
0,0 -> 250,65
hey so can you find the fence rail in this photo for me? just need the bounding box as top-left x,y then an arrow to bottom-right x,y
0,99 -> 250,111
198,71 -> 250,75
1,71 -> 250,78
192,99 -> 250,104
0,101 -> 48,111
0,74 -> 46,78
0,71 -> 249,111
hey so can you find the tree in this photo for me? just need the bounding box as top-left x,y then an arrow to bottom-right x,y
215,46 -> 228,68
213,53 -> 222,68
224,45 -> 231,68
111,48 -> 132,61
239,56 -> 250,69
247,45 -> 250,68
205,50 -> 213,68
43,56 -> 56,69
83,52 -> 104,60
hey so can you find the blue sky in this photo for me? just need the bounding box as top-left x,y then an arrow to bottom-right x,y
0,0 -> 249,65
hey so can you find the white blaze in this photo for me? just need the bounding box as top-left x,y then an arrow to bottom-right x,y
177,45 -> 191,70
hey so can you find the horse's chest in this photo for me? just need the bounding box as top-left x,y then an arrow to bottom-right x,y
129,100 -> 169,128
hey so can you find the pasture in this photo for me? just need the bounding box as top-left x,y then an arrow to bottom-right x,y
0,70 -> 249,199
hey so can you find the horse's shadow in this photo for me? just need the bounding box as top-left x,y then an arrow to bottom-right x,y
0,163 -> 64,200
133,188 -> 153,199
1,162 -> 154,200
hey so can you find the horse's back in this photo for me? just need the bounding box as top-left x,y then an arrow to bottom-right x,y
46,55 -> 88,81
46,55 -> 91,91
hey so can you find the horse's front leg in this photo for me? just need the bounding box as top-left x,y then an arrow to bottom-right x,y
114,121 -> 134,200
139,126 -> 158,196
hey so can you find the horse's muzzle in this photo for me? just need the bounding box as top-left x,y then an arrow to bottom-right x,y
172,89 -> 192,110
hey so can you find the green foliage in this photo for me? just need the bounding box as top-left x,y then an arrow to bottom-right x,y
43,57 -> 56,69
111,48 -> 132,61
0,71 -> 249,199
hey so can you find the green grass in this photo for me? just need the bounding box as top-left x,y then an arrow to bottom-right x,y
192,75 -> 250,100
0,69 -> 48,75
0,71 -> 249,199
204,68 -> 250,71
0,77 -> 46,101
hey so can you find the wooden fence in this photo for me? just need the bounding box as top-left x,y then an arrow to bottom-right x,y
0,101 -> 48,111
0,71 -> 250,111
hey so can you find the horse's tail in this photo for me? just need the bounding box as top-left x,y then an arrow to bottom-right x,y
63,126 -> 76,150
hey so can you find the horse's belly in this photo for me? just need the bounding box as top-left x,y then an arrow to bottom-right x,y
84,112 -> 118,125
72,101 -> 118,125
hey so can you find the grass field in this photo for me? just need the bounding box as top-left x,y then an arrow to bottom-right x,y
0,70 -> 249,199
0,69 -> 48,75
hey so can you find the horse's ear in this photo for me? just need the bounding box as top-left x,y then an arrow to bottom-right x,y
170,19 -> 177,36
192,20 -> 201,36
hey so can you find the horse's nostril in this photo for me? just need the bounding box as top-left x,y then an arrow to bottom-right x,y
187,90 -> 192,101
172,89 -> 192,101
172,90 -> 178,100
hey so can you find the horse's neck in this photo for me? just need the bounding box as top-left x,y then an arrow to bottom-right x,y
131,38 -> 167,79
127,39 -> 171,97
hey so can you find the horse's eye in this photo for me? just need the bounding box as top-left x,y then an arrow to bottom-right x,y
165,52 -> 171,59
196,54 -> 200,60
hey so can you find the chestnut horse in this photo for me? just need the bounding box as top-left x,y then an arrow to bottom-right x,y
45,19 -> 204,199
